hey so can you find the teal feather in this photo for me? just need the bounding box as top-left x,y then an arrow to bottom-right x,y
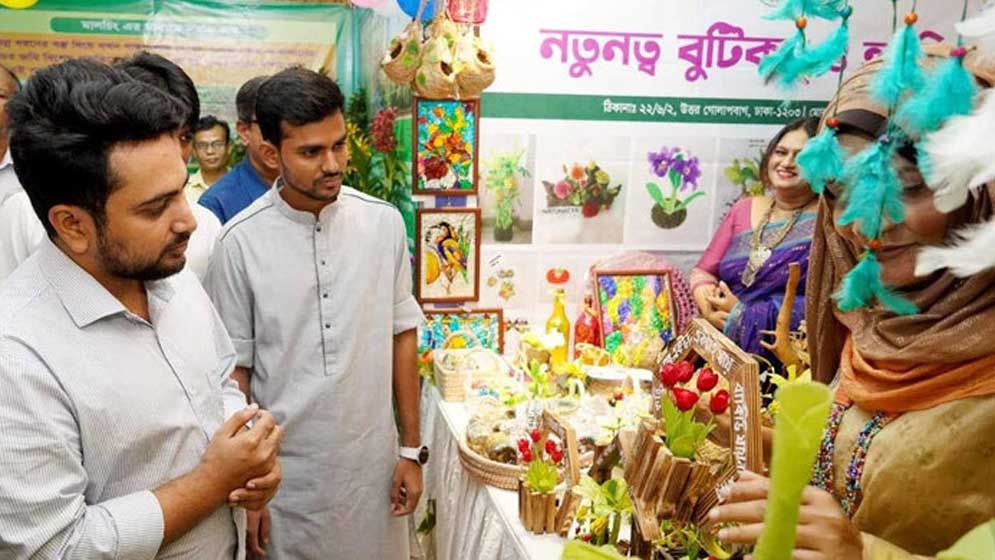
837,140 -> 905,239
764,0 -> 846,21
871,24 -> 925,108
759,28 -> 807,87
797,127 -> 844,194
895,57 -> 979,136
799,19 -> 849,78
835,252 -> 918,314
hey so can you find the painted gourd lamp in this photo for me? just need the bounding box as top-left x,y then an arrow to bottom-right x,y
447,0 -> 487,24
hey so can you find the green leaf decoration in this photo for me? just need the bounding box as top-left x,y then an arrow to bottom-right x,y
646,182 -> 667,206
724,166 -> 743,186
753,382 -> 833,560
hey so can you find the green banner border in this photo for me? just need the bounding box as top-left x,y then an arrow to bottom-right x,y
480,92 -> 828,125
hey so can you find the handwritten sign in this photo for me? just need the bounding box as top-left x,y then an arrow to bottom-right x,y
657,318 -> 763,473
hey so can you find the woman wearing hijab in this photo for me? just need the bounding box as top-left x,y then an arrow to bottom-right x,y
708,50 -> 995,558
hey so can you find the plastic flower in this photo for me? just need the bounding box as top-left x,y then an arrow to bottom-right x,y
370,107 -> 398,153
648,147 -> 678,178
554,180 -> 573,199
569,164 -> 586,183
595,169 -> 610,186
681,156 -> 702,190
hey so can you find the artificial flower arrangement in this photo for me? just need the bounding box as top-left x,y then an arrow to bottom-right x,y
518,428 -> 567,534
571,475 -> 633,551
645,147 -> 706,230
543,161 -> 623,218
483,149 -> 530,241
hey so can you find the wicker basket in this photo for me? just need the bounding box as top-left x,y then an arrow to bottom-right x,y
455,35 -> 496,98
381,20 -> 423,85
433,337 -> 501,401
458,435 -> 523,490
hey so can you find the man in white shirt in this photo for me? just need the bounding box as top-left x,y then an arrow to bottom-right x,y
0,63 -> 21,204
206,67 -> 425,559
0,58 -> 284,559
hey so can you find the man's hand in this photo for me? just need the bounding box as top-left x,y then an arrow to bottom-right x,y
228,459 -> 282,511
197,404 -> 283,497
389,459 -> 423,517
245,507 -> 272,559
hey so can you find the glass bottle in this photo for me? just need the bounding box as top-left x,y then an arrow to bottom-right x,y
546,288 -> 570,368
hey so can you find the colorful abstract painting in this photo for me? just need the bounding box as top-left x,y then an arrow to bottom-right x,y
413,98 -> 479,195
416,208 -> 481,303
594,270 -> 677,354
418,309 -> 505,355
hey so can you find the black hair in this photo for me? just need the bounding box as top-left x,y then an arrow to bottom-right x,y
7,58 -> 186,238
194,115 -> 230,144
255,67 -> 344,147
0,63 -> 21,91
236,75 -> 269,124
760,116 -> 820,190
115,51 -> 199,132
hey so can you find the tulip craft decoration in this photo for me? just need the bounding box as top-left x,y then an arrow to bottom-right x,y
646,146 -> 706,229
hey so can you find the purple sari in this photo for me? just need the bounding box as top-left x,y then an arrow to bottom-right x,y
718,212 -> 816,368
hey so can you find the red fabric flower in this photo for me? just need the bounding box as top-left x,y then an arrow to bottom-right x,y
370,107 -> 398,153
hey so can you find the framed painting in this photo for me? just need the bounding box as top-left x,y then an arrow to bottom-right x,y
413,97 -> 480,195
416,208 -> 482,303
418,308 -> 505,354
592,269 -> 678,354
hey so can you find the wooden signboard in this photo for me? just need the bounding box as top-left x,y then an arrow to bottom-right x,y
655,318 -> 763,474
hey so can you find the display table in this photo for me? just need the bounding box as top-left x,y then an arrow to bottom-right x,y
420,384 -> 566,560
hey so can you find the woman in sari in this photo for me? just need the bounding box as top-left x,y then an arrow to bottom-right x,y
691,117 -> 820,368
709,51 -> 995,558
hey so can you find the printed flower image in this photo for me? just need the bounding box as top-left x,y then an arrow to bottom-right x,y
645,146 -> 706,229
416,100 -> 478,192
541,160 -> 623,218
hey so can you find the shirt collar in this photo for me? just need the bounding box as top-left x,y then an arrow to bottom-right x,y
38,239 -> 176,328
269,177 -> 340,225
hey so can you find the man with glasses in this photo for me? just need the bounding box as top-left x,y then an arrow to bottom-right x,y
199,76 -> 280,224
187,115 -> 232,202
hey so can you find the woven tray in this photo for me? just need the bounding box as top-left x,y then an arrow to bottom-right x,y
457,435 -> 523,490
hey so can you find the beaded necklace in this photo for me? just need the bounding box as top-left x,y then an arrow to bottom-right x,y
811,403 -> 900,517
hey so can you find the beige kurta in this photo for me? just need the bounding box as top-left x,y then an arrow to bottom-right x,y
831,396 -> 995,558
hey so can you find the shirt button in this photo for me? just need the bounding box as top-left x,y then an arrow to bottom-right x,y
316,225 -> 322,232
323,293 -> 328,298
321,260 -> 326,266
325,323 -> 331,329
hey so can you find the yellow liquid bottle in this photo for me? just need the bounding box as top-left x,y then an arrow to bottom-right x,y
546,288 -> 570,368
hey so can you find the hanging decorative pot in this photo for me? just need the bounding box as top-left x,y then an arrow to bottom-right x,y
381,20 -> 424,85
447,0 -> 488,24
454,31 -> 495,98
414,35 -> 459,99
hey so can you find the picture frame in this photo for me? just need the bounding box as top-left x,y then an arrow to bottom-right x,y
418,308 -> 505,354
416,208 -> 482,303
592,269 -> 678,352
413,97 -> 480,196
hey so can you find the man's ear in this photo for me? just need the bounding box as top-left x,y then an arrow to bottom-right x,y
49,204 -> 97,255
259,140 -> 281,172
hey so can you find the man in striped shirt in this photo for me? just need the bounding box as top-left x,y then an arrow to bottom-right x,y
0,59 -> 283,559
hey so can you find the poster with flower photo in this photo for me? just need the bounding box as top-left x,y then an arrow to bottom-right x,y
623,137 -> 717,250
413,97 -> 480,195
533,135 -> 630,244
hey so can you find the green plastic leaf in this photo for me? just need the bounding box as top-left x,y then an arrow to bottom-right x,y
938,519 -> 995,560
646,182 -> 667,206
753,382 -> 833,560
724,166 -> 743,185
561,541 -> 627,560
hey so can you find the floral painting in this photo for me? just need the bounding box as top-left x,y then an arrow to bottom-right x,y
593,271 -> 677,359
413,98 -> 479,195
416,208 -> 481,303
542,161 -> 623,218
645,146 -> 706,229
